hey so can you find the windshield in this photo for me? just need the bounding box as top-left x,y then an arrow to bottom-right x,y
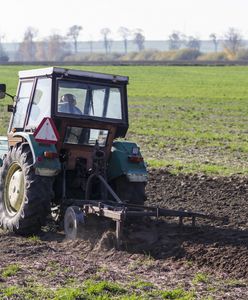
57,80 -> 123,120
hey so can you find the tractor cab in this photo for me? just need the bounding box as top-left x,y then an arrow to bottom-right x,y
8,67 -> 129,171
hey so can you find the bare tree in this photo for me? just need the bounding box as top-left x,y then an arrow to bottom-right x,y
168,31 -> 183,50
186,36 -> 201,51
223,27 -> 243,56
118,27 -> 130,54
18,27 -> 38,61
47,34 -> 70,61
100,28 -> 112,54
36,34 -> 70,61
67,25 -> 83,53
0,34 -> 8,62
133,29 -> 145,52
209,33 -> 218,52
35,41 -> 48,61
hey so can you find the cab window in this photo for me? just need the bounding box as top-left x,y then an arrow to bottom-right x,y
57,80 -> 123,120
64,126 -> 108,147
12,81 -> 33,129
28,78 -> 52,127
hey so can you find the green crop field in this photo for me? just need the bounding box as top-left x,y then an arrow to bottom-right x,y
1,65 -> 248,175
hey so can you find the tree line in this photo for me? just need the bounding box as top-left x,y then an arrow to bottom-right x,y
0,26 -> 246,62
7,26 -> 145,62
168,28 -> 243,58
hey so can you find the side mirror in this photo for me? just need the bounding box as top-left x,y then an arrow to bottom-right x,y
0,84 -> 6,99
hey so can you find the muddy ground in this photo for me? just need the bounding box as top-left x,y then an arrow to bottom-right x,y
0,169 -> 248,299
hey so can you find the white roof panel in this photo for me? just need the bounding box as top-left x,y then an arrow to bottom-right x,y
18,67 -> 129,83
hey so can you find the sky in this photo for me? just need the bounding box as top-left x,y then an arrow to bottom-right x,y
1,0 -> 248,42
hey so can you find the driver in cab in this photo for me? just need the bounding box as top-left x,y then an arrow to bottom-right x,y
58,93 -> 82,115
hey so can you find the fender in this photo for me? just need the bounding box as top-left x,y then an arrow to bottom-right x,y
0,136 -> 8,167
107,141 -> 148,182
13,132 -> 61,176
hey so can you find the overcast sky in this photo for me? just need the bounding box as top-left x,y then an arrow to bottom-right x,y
1,0 -> 248,42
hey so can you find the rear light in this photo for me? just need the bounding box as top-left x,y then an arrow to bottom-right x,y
128,155 -> 144,163
44,151 -> 58,159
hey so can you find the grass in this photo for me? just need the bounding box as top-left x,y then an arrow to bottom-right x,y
1,264 -> 21,278
84,279 -> 126,296
0,279 -> 196,300
223,278 -> 247,288
1,65 -> 248,175
27,235 -> 41,243
0,271 -> 245,299
192,273 -> 209,285
129,280 -> 154,291
53,286 -> 83,300
158,288 -> 195,299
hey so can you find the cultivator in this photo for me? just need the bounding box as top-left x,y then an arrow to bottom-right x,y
63,199 -> 219,248
62,136 -> 218,247
62,164 -> 218,248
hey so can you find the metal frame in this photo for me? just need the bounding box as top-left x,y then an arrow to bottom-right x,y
64,168 -> 220,248
64,198 -> 219,248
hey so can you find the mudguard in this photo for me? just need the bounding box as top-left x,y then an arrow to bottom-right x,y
13,132 -> 61,176
107,141 -> 148,182
0,136 -> 8,167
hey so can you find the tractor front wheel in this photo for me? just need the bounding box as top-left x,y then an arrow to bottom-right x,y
0,143 -> 54,235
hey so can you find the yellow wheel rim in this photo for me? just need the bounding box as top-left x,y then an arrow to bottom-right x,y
4,162 -> 25,216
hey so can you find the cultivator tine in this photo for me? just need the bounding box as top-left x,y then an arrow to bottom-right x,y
116,220 -> 123,249
156,207 -> 159,221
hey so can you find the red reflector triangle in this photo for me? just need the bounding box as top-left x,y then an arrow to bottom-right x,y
34,117 -> 60,144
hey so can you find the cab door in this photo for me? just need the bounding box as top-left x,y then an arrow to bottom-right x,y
8,80 -> 34,147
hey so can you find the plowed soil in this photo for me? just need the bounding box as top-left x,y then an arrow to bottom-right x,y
0,168 -> 248,299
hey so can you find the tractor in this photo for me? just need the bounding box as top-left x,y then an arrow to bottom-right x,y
0,67 -> 215,245
0,67 -> 147,238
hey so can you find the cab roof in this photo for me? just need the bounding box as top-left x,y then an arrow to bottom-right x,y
18,67 -> 129,84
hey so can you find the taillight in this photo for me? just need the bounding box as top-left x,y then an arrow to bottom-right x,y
44,151 -> 58,159
128,155 -> 144,163
128,146 -> 143,163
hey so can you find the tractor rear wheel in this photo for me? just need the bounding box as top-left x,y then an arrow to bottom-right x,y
114,176 -> 146,206
0,143 -> 54,235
